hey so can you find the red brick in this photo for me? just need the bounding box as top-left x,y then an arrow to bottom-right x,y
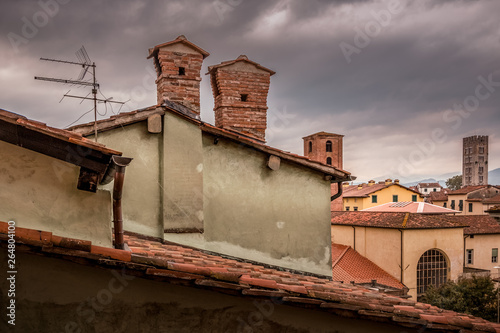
91,245 -> 131,262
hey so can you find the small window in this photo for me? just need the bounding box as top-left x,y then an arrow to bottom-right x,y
479,176 -> 484,184
353,207 -> 358,211
424,188 -> 428,192
178,67 -> 185,75
493,248 -> 498,263
412,195 -> 417,202
479,167 -> 484,173
450,200 -> 455,209
393,195 -> 398,202
326,157 -> 332,165
479,147 -> 484,154
443,202 -> 447,208
466,249 -> 473,265
433,188 -> 437,192
459,200 -> 463,211
479,156 -> 484,162
372,195 -> 378,203
308,141 -> 312,153
468,203 -> 473,213
345,206 -> 350,211
326,141 -> 332,152
240,94 -> 248,102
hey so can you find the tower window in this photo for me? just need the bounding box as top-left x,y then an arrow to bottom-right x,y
326,140 -> 332,152
308,141 -> 312,153
240,94 -> 248,102
326,157 -> 332,165
178,67 -> 185,75
479,147 -> 484,154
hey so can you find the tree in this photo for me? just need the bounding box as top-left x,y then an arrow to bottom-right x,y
420,276 -> 499,322
446,174 -> 462,190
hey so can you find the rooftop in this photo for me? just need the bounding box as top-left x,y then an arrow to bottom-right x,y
342,183 -> 421,198
447,185 -> 488,195
68,101 -> 352,181
331,244 -> 407,291
462,215 -> 500,235
331,212 -> 468,229
428,190 -> 449,202
3,221 -> 499,332
362,202 -> 459,214
418,183 -> 442,188
206,54 -> 276,75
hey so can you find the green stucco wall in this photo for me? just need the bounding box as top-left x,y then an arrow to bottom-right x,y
0,251 -> 414,333
200,134 -> 333,276
93,122 -> 163,238
162,112 -> 204,231
0,141 -> 112,246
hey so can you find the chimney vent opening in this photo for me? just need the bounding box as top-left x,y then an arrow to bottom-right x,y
240,94 -> 248,102
178,67 -> 186,76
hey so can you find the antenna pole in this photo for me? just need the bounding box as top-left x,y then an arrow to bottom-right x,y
92,62 -> 98,142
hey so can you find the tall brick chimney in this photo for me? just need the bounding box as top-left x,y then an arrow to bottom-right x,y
147,35 -> 209,114
207,55 -> 275,142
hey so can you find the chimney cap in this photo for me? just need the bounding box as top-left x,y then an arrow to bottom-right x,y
207,55 -> 276,75
147,35 -> 210,59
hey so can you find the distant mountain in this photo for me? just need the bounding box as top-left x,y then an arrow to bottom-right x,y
401,168 -> 500,188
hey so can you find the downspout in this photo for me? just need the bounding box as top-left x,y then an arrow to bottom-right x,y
352,226 -> 356,250
331,181 -> 343,201
111,155 -> 133,250
464,235 -> 470,267
399,213 -> 409,284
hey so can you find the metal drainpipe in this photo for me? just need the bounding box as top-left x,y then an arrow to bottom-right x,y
352,226 -> 356,250
463,235 -> 470,267
399,229 -> 404,283
331,181 -> 343,201
111,155 -> 133,250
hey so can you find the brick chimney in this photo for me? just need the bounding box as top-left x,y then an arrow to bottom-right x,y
147,35 -> 210,114
207,55 -> 275,142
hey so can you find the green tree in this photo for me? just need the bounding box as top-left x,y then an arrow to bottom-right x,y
446,174 -> 463,190
420,276 -> 499,322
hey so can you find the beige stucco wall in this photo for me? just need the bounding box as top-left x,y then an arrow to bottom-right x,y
0,251 -> 414,333
344,185 -> 423,211
163,112 -> 204,231
197,134 -> 333,276
465,233 -> 500,272
331,225 -> 464,299
93,122 -> 163,238
0,141 -> 112,246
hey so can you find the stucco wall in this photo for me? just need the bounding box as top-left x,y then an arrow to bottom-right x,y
93,122 -> 163,238
198,134 -> 333,276
0,251 -> 416,333
465,233 -> 500,272
331,225 -> 464,299
0,141 -> 112,246
344,185 -> 423,211
163,112 -> 204,231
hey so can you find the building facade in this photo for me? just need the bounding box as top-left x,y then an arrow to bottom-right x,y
463,135 -> 488,186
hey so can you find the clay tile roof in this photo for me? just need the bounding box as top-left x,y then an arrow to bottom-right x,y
331,244 -> 406,290
147,35 -> 210,59
418,183 -> 442,188
428,190 -> 449,202
68,102 -> 352,181
462,215 -> 500,235
342,183 -> 421,198
3,222 -> 500,332
447,185 -> 488,195
331,212 -> 467,229
207,55 -> 276,75
483,193 -> 500,204
302,131 -> 344,139
362,202 -> 459,214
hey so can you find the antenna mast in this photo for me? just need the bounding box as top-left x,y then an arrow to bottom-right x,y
35,46 -> 125,142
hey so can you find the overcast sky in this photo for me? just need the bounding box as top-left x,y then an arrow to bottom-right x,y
1,0 -> 499,183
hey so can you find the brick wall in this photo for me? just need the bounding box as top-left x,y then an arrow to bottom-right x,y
209,57 -> 273,142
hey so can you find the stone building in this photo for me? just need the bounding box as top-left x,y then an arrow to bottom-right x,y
463,135 -> 488,186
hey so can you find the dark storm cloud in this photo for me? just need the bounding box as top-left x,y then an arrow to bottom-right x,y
1,0 -> 499,181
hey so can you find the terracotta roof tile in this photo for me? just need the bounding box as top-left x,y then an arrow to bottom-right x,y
428,190 -> 449,202
447,185 -> 488,195
3,222 -> 500,332
207,54 -> 275,75
462,215 -> 500,235
418,183 -> 442,188
331,212 -> 467,229
331,244 -> 406,290
362,202 -> 459,214
343,183 -> 421,198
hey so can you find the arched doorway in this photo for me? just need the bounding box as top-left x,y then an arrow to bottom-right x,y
417,249 -> 448,295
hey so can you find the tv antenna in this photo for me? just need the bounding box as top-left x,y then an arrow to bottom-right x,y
35,46 -> 125,141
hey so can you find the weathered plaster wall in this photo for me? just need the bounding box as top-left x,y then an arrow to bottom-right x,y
163,112 -> 204,231
92,122 -> 163,238
465,233 -> 500,272
199,135 -> 333,276
0,141 -> 112,246
0,252 -> 416,333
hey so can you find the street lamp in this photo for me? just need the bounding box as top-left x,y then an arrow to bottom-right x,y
494,266 -> 500,324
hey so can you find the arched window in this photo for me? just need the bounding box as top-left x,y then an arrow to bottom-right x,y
326,140 -> 332,152
326,157 -> 332,165
417,249 -> 448,295
308,141 -> 312,153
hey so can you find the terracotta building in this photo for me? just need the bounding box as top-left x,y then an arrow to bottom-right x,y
463,135 -> 489,186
